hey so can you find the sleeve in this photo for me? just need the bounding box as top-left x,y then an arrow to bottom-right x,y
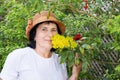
0,50 -> 20,80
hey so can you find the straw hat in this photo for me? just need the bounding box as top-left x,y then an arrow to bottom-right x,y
26,11 -> 66,40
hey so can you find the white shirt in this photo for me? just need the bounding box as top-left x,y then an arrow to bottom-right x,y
0,47 -> 68,80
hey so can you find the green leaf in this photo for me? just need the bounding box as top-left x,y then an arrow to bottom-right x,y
79,47 -> 84,56
59,50 -> 68,64
82,44 -> 91,50
81,58 -> 88,73
115,65 -> 120,72
75,57 -> 80,65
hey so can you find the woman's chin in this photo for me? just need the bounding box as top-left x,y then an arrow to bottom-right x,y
46,45 -> 52,50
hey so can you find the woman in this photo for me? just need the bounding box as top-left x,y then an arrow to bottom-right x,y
0,11 -> 82,80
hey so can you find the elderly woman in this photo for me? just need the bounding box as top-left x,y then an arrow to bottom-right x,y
0,11 -> 82,80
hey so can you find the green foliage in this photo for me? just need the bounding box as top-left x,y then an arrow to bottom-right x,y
104,15 -> 120,80
105,15 -> 120,51
104,64 -> 120,80
105,15 -> 120,34
0,0 -> 120,79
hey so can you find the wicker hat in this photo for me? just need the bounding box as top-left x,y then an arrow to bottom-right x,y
26,11 -> 66,40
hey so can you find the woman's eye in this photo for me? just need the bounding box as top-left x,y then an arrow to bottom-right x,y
41,28 -> 47,31
52,29 -> 57,32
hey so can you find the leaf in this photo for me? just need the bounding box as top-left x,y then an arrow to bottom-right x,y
67,51 -> 74,67
59,50 -> 68,64
68,52 -> 74,61
82,44 -> 91,49
115,65 -> 120,72
81,58 -> 88,73
68,59 -> 74,68
79,47 -> 84,56
91,43 -> 97,46
75,57 -> 80,65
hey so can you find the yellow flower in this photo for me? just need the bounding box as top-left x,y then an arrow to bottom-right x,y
66,36 -> 77,49
51,34 -> 77,49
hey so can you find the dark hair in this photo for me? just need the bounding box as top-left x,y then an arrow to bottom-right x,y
27,21 -> 61,51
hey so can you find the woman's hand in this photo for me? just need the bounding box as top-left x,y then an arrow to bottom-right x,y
69,62 -> 82,80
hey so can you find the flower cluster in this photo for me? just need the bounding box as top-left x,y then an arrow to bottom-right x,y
51,33 -> 84,66
51,34 -> 77,49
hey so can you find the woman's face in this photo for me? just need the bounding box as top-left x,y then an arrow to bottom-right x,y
34,22 -> 58,50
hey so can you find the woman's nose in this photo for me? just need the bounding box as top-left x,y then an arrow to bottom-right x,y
47,31 -> 54,37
